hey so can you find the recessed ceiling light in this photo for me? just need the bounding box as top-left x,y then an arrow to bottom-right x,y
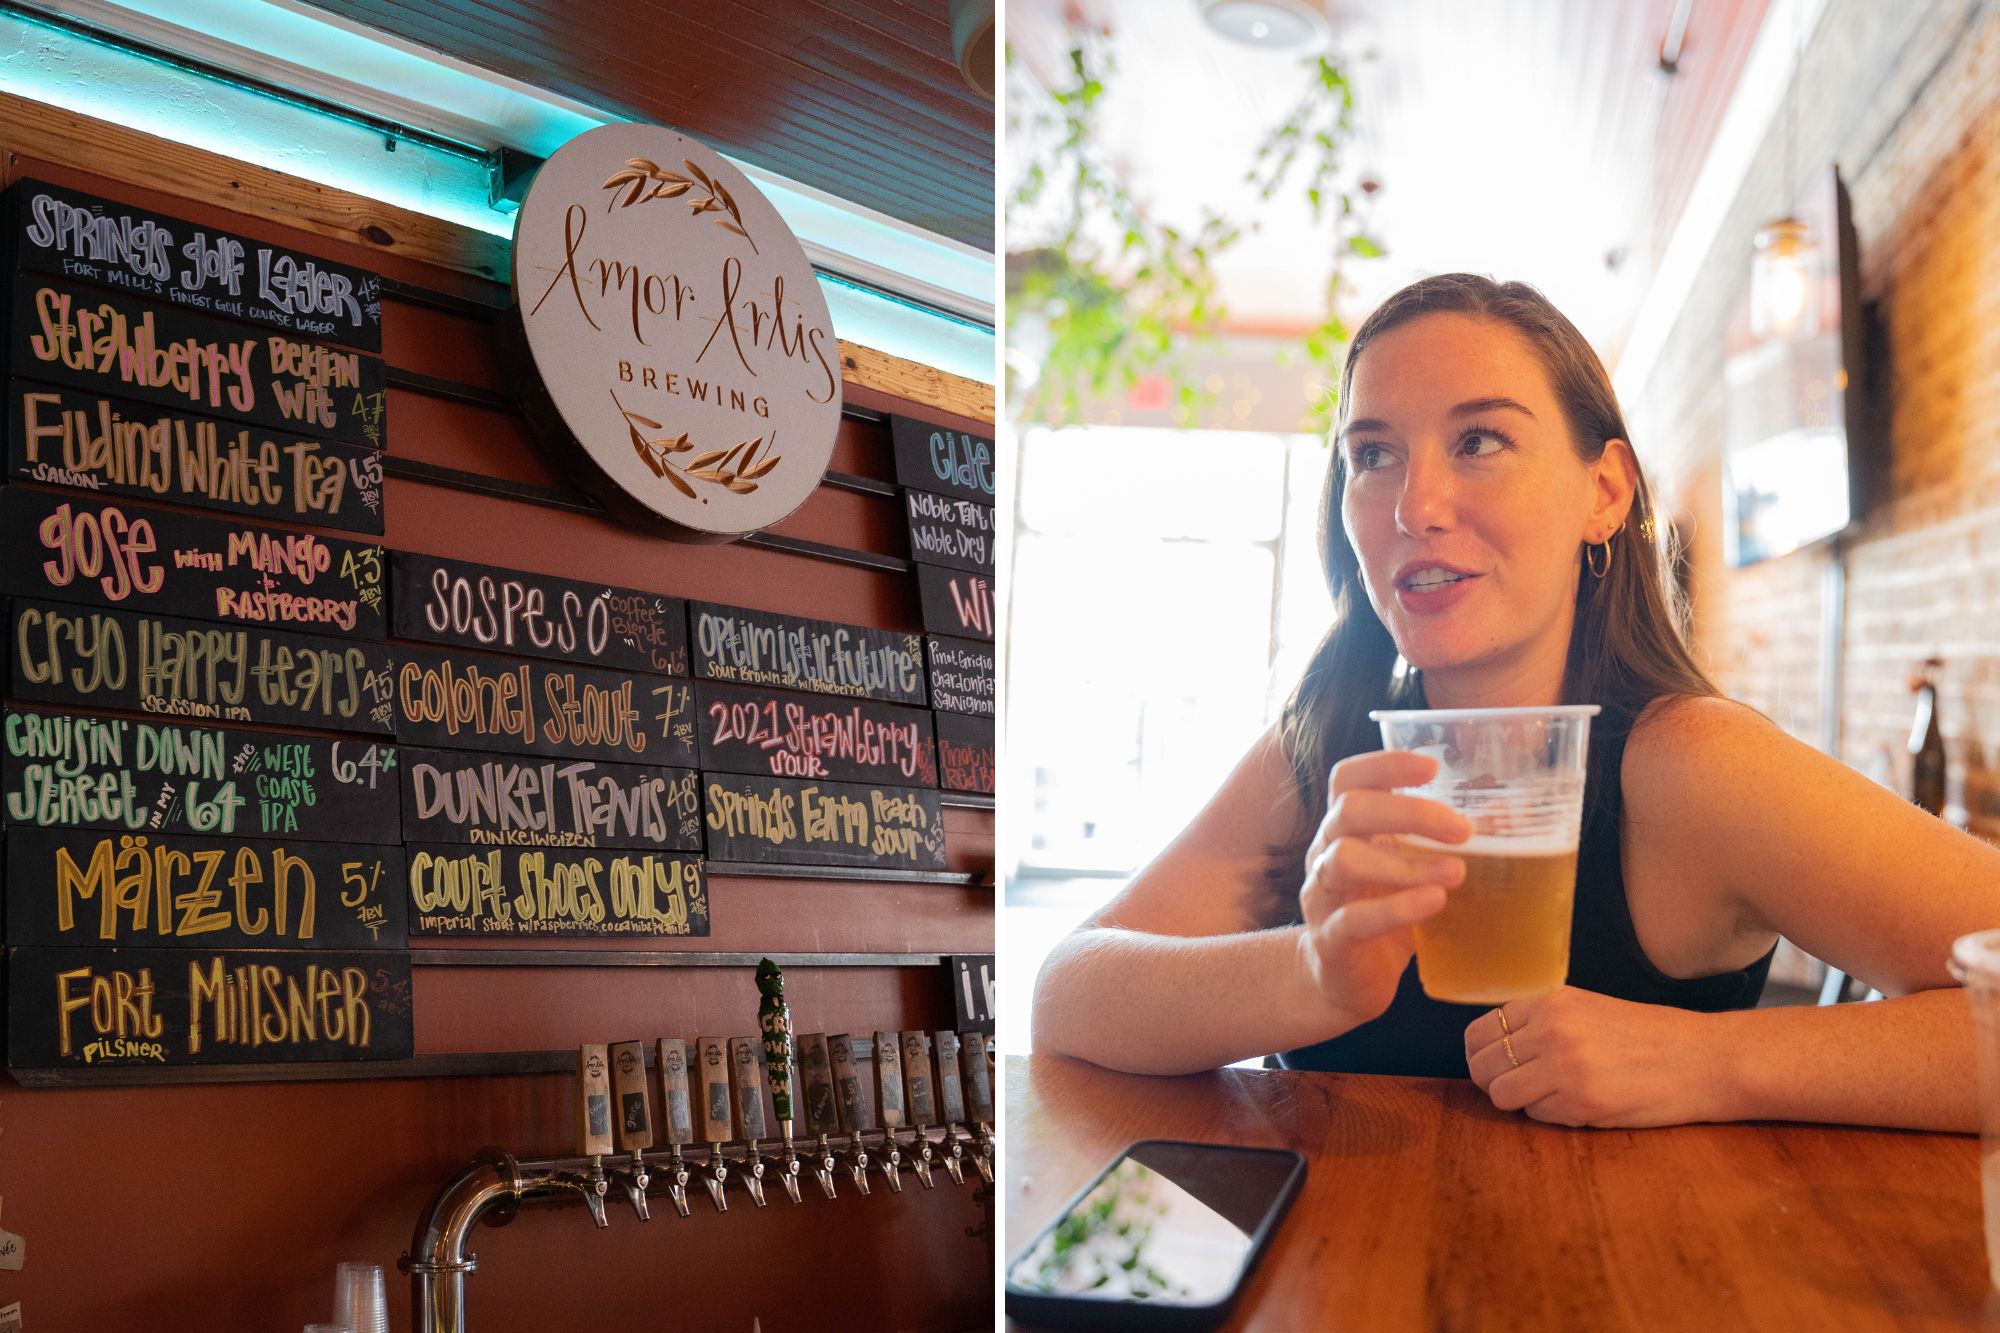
1197,0 -> 1331,51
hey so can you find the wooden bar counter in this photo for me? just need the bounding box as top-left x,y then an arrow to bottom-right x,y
1006,1054 -> 1999,1331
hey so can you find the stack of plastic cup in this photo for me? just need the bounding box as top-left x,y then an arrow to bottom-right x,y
1951,929 -> 2000,1288
333,1261 -> 388,1333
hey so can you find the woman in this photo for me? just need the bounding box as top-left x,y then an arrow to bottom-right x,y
1032,273 -> 2000,1132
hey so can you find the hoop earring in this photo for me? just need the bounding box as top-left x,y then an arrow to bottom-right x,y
1586,521 -> 1626,579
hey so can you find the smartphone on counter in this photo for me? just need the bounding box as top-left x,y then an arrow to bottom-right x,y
1004,1139 -> 1307,1330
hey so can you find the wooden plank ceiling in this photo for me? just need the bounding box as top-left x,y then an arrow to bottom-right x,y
302,0 -> 994,250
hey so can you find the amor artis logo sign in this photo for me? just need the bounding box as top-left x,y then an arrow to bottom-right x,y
512,123 -> 842,541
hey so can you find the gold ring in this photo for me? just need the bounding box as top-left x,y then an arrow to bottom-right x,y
1502,1030 -> 1520,1068
1496,1005 -> 1513,1036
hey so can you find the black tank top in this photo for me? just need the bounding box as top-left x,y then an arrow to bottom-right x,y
1277,725 -> 1776,1079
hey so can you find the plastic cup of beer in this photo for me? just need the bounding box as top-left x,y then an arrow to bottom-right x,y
1368,705 -> 1598,1004
1949,929 -> 2000,1287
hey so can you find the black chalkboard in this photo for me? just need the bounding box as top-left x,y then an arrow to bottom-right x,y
689,601 -> 927,706
6,827 -> 407,950
6,178 -> 383,351
888,415 -> 995,503
399,746 -> 701,850
9,599 -> 397,734
695,680 -> 938,787
5,945 -> 414,1068
9,276 -> 386,448
10,381 -> 386,533
405,842 -> 709,937
925,635 -> 994,718
1,489 -> 386,637
903,488 -> 995,573
934,713 -> 995,795
393,647 -> 696,766
915,564 -> 996,641
391,552 -> 688,676
702,772 -> 947,871
1,708 -> 399,841
947,954 -> 995,1033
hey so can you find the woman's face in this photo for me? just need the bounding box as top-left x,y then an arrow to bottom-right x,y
1339,312 -> 1620,683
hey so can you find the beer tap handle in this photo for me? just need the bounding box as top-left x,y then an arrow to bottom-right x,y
932,1030 -> 968,1187
608,1040 -> 653,1220
872,1029 -> 908,1194
900,1030 -> 938,1190
960,1031 -> 996,1184
828,1033 -> 874,1196
798,1032 -> 841,1200
696,1036 -> 733,1213
576,1044 -> 614,1228
728,1036 -> 770,1208
755,959 -> 805,1205
656,1038 -> 694,1218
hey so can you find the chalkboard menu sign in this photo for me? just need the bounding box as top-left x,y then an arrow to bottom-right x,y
903,489 -> 994,573
400,746 -> 700,850
690,602 -> 927,706
2,489 -> 385,637
9,276 -> 386,448
695,681 -> 938,787
405,843 -> 708,937
889,414 -> 995,504
948,954 -> 995,1032
391,552 -> 689,676
6,945 -> 414,1068
10,600 -> 397,733
925,635 -> 995,718
916,564 -> 996,641
6,178 -> 384,351
393,647 -> 696,766
703,773 -> 947,871
1,709 -> 399,841
935,713 -> 995,795
6,828 -> 406,950
11,381 -> 385,533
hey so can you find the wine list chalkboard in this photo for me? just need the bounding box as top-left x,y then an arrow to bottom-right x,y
903,488 -> 994,573
916,564 -> 996,641
703,772 -> 947,871
8,276 -> 386,448
1,488 -> 385,637
690,602 -> 927,707
11,381 -> 386,534
925,636 -> 994,718
889,414 -> 995,504
399,746 -> 701,850
695,680 -> 938,787
1,708 -> 399,841
405,843 -> 708,938
393,647 -> 696,767
5,945 -> 414,1069
391,552 -> 689,676
6,827 -> 407,951
935,713 -> 995,795
10,599 -> 397,734
6,177 -> 384,351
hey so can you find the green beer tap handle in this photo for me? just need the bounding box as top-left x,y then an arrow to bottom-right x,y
757,957 -> 796,1124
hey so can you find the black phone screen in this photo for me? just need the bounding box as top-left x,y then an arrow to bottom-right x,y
1006,1140 -> 1305,1314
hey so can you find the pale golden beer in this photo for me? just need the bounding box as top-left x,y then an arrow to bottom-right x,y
1407,838 -> 1578,1004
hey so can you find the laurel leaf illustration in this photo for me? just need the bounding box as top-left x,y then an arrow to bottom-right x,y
716,442 -> 748,471
626,157 -> 663,175
684,159 -> 714,189
666,433 -> 693,453
663,467 -> 697,499
687,449 -> 729,470
724,479 -> 757,494
739,438 -> 760,470
688,467 -> 729,482
648,180 -> 695,200
623,409 -> 663,430
720,221 -> 750,241
742,456 -> 781,479
715,181 -> 739,218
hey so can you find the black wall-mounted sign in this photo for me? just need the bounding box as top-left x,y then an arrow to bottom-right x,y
393,648 -> 696,767
903,488 -> 994,573
5,945 -> 414,1069
391,552 -> 689,676
10,382 -> 386,534
405,843 -> 709,938
947,954 -> 995,1033
5,827 -> 406,951
934,713 -> 995,795
399,746 -> 701,850
1,489 -> 386,637
889,414 -> 995,504
9,276 -> 386,448
925,635 -> 995,719
689,602 -> 927,706
702,772 -> 947,871
6,178 -> 384,351
1,709 -> 399,841
916,564 -> 996,641
695,681 -> 938,787
9,600 -> 397,734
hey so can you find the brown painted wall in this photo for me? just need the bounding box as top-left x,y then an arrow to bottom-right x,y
0,145 -> 994,1332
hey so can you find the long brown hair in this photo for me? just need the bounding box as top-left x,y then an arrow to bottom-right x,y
1278,273 -> 1716,825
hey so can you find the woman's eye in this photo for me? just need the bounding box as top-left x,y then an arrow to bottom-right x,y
1460,431 -> 1507,458
1350,443 -> 1388,471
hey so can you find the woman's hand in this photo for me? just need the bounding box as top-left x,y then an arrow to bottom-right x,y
1463,987 -> 1723,1128
1296,750 -> 1471,1032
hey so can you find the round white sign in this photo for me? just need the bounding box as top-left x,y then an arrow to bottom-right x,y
511,122 -> 842,540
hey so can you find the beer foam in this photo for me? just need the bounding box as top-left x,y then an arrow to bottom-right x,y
1404,832 -> 1578,856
